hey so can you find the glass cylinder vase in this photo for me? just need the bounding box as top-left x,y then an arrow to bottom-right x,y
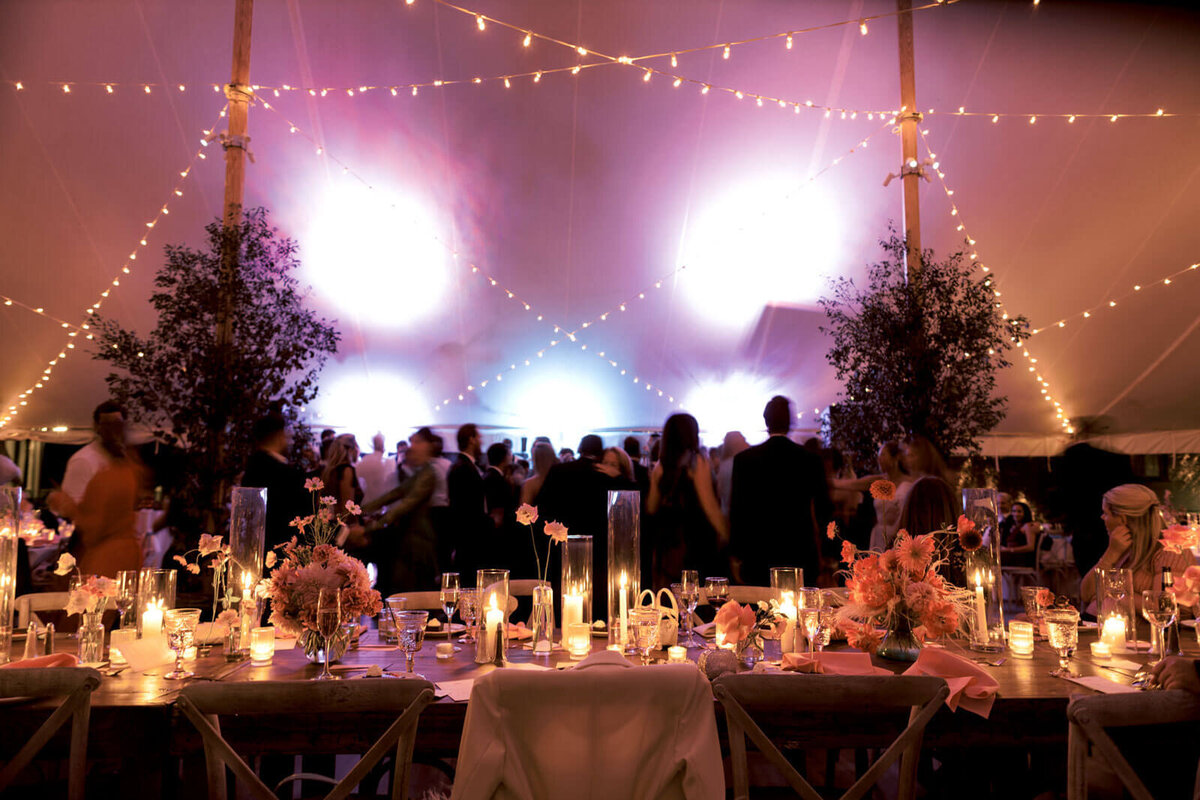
137,568 -> 177,638
962,488 -> 1004,653
607,490 -> 640,652
229,487 -> 267,588
529,583 -> 554,655
78,611 -> 105,665
475,569 -> 509,665
561,535 -> 592,632
0,487 -> 19,664
1097,567 -> 1136,652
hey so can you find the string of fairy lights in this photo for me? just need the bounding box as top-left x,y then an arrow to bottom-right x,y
1027,261 -> 1200,335
917,130 -> 1079,435
0,106 -> 228,431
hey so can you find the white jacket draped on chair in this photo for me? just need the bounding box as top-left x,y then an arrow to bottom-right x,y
450,649 -> 724,800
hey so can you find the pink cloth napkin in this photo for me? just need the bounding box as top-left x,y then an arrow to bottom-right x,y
506,622 -> 533,641
781,651 -> 893,676
0,653 -> 79,670
903,648 -> 998,718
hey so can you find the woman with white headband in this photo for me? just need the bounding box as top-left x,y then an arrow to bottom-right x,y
1080,483 -> 1194,613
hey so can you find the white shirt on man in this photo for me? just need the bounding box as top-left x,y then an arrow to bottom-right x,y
61,441 -> 114,504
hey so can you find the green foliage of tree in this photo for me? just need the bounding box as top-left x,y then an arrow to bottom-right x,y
819,232 -> 1029,465
92,208 -> 339,525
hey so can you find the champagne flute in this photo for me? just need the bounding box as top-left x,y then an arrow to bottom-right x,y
705,577 -> 729,609
799,588 -> 822,658
680,570 -> 700,648
393,610 -> 429,678
459,589 -> 479,645
1141,590 -> 1178,667
162,608 -> 202,680
315,588 -> 342,681
1045,607 -> 1080,678
115,570 -> 139,630
440,572 -> 461,651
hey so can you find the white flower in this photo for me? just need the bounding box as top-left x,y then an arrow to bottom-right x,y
65,590 -> 89,617
515,504 -> 538,526
265,551 -> 277,569
53,553 -> 76,576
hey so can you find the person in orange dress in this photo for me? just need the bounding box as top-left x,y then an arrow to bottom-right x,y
48,401 -> 143,577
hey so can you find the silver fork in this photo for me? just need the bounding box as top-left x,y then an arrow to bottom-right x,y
971,656 -> 1007,667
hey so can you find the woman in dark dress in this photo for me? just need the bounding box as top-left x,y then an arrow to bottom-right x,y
647,413 -> 728,588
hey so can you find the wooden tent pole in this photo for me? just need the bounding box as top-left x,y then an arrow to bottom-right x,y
896,0 -> 922,277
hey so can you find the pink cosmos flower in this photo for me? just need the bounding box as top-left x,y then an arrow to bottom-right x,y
173,554 -> 188,567
896,534 -> 935,573
304,477 -> 324,492
318,508 -> 333,523
217,609 -> 239,628
544,521 -> 569,543
516,504 -> 539,526
197,533 -> 223,557
265,551 -> 277,569
714,600 -> 757,645
187,563 -> 201,575
1160,524 -> 1198,555
1170,565 -> 1200,606
345,500 -> 362,516
320,496 -> 337,507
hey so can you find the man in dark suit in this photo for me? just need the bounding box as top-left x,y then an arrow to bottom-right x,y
241,415 -> 309,552
730,396 -> 832,587
448,423 -> 487,577
538,435 -> 637,615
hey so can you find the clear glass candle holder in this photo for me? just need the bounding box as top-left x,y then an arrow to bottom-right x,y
250,626 -> 274,665
1008,620 -> 1035,658
962,488 -> 1004,653
561,535 -> 593,632
607,491 -> 640,652
475,569 -> 510,665
137,568 -> 177,638
565,622 -> 591,659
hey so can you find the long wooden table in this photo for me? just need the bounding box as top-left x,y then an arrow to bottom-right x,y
3,626 -> 1196,796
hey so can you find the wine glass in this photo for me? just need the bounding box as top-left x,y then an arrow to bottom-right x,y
680,570 -> 700,648
629,607 -> 660,666
1044,607 -> 1080,678
440,572 -> 461,651
459,589 -> 479,645
162,608 -> 202,680
393,610 -> 429,678
115,570 -> 138,630
705,577 -> 729,609
799,588 -> 822,658
314,588 -> 342,681
1141,590 -> 1178,666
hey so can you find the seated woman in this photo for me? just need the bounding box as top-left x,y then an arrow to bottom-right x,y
1080,483 -> 1193,613
898,475 -> 966,585
999,501 -> 1042,569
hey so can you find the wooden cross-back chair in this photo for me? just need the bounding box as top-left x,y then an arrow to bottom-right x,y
1067,690 -> 1200,800
15,592 -> 71,629
0,666 -> 102,800
713,673 -> 949,800
177,679 -> 436,800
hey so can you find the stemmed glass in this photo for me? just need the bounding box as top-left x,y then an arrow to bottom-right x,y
1141,590 -> 1178,666
393,610 -> 428,678
115,570 -> 138,630
629,607 -> 660,666
814,596 -> 835,652
1045,607 -> 1080,678
162,608 -> 202,680
314,588 -> 342,681
440,572 -> 461,651
799,588 -> 822,658
459,589 -> 479,645
680,570 -> 700,648
705,577 -> 729,609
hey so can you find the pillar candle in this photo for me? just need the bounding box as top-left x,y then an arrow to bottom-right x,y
618,572 -> 629,648
1100,616 -> 1127,650
483,593 -> 504,662
562,593 -> 584,632
973,574 -> 989,644
143,602 -> 163,639
779,596 -> 797,654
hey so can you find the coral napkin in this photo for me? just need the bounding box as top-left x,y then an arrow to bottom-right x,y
903,648 -> 998,718
0,653 -> 79,669
506,622 -> 534,641
781,651 -> 893,676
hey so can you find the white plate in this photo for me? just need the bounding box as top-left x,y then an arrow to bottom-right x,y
426,622 -> 466,634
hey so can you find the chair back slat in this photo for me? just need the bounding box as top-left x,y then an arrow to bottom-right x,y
14,592 -> 70,629
714,674 -> 948,800
179,679 -> 436,800
0,667 -> 100,800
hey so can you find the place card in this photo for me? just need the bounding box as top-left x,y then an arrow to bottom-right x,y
1067,675 -> 1139,695
435,679 -> 475,702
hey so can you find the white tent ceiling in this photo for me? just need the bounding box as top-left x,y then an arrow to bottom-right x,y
2,0 -> 1198,451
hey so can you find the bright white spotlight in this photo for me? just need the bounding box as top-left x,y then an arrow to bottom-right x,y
681,373 -> 784,443
678,177 -> 841,331
511,372 -> 613,448
312,370 -> 429,444
303,183 -> 449,328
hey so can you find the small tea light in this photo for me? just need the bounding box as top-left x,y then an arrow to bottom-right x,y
436,642 -> 454,659
667,645 -> 687,663
566,622 -> 591,659
249,626 -> 274,665
1008,620 -> 1035,658
1090,641 -> 1112,660
109,629 -> 136,666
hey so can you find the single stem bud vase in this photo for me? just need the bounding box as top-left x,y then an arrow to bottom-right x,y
78,611 -> 105,665
530,583 -> 555,655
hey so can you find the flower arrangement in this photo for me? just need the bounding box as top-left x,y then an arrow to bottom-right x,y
1161,523 -> 1199,555
1169,565 -> 1200,607
515,503 -> 568,584
260,478 -> 380,641
713,599 -> 788,658
827,525 -> 972,656
53,553 -> 116,616
173,533 -> 239,645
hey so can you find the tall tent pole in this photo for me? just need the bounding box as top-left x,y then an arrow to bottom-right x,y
212,0 -> 254,516
896,0 -> 923,277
